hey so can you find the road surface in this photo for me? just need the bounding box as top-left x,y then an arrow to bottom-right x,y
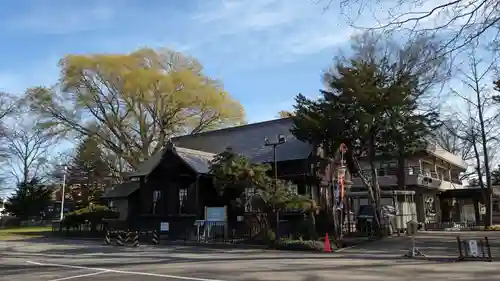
1,232 -> 499,281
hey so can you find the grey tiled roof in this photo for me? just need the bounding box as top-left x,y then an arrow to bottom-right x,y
131,118 -> 313,177
130,150 -> 164,177
129,144 -> 215,177
172,117 -> 312,163
175,147 -> 215,174
101,181 -> 140,199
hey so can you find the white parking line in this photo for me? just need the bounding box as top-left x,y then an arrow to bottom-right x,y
26,261 -> 228,281
48,271 -> 109,281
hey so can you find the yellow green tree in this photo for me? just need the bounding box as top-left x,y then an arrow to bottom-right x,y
277,110 -> 294,118
24,48 -> 245,174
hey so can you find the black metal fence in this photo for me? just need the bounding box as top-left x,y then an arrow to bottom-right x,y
51,220 -> 108,238
425,221 -> 477,231
50,213 -> 388,242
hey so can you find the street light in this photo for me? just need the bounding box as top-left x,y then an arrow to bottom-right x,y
264,134 -> 287,239
59,164 -> 67,221
264,134 -> 286,181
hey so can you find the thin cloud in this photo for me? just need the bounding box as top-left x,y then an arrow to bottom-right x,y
3,1 -> 116,35
0,0 -> 358,95
188,0 -> 355,66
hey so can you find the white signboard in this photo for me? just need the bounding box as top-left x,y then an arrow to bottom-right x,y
468,240 -> 479,257
160,222 -> 169,232
205,206 -> 226,222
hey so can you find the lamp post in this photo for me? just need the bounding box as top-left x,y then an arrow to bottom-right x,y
59,165 -> 67,221
264,134 -> 286,239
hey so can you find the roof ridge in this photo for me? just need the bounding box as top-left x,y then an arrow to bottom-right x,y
175,146 -> 215,157
173,117 -> 293,140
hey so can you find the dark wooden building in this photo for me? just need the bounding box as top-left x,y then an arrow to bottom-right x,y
102,117 -> 341,233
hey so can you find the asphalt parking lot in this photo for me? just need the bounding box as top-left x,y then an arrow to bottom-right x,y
1,232 -> 500,281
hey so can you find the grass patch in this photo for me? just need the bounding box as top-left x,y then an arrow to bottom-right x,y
484,225 -> 500,231
0,225 -> 52,240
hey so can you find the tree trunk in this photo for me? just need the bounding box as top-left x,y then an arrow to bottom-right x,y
397,142 -> 406,190
368,136 -> 382,232
471,131 -> 487,226
475,76 -> 493,227
352,157 -> 381,230
308,211 -> 317,240
332,182 -> 340,239
473,199 -> 481,223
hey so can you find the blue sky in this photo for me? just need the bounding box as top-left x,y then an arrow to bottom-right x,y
0,0 -> 360,123
0,0 -> 497,195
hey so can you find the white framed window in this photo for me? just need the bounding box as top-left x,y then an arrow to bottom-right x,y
179,188 -> 188,213
153,190 -> 161,202
152,190 -> 161,214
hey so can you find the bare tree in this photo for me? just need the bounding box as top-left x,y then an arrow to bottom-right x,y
0,93 -> 19,193
320,0 -> 500,56
0,92 -> 15,123
3,126 -> 56,184
436,117 -> 474,160
436,116 -> 476,180
445,43 -> 499,226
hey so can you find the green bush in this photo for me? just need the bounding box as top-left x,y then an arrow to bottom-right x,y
62,205 -> 119,228
273,239 -> 327,252
484,225 -> 500,231
264,229 -> 276,244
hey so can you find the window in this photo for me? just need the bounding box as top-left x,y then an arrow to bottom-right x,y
179,188 -> 188,213
153,190 -> 161,202
288,184 -> 298,195
152,190 -> 161,214
380,162 -> 397,175
408,167 -> 414,175
423,168 -> 431,177
108,200 -> 118,212
493,200 -> 500,212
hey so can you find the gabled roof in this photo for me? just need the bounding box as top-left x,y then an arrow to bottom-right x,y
130,142 -> 215,177
130,118 -> 313,178
175,146 -> 215,174
101,181 -> 140,199
172,117 -> 313,163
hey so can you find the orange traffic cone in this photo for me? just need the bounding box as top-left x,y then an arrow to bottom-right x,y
323,233 -> 332,252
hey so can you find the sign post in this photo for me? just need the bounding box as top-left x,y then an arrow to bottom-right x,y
202,206 -> 227,242
404,220 -> 425,257
456,236 -> 492,262
160,222 -> 169,235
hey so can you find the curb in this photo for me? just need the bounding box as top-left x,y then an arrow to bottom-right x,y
41,235 -> 382,252
159,241 -> 269,250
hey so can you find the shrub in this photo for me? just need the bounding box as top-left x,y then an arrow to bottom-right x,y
264,229 -> 276,244
0,216 -> 20,228
485,225 -> 500,231
273,239 -> 327,252
62,204 -> 118,228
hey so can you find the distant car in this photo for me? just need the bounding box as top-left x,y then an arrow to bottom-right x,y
356,204 -> 397,235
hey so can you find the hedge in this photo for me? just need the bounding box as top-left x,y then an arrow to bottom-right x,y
61,205 -> 119,228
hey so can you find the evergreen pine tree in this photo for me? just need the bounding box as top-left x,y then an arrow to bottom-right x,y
66,137 -> 110,208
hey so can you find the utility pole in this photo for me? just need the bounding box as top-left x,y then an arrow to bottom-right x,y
264,134 -> 286,239
59,165 -> 67,221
